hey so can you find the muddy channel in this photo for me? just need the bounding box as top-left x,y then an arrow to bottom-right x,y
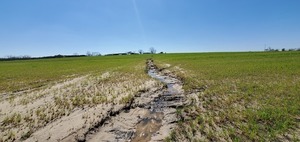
83,59 -> 186,142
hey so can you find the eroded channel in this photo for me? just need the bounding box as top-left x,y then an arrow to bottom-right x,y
85,59 -> 186,142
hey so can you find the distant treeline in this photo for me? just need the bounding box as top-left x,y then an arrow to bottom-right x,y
265,47 -> 300,52
0,54 -> 86,61
1,47 -> 164,61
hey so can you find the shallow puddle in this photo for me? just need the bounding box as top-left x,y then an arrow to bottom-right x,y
131,110 -> 164,142
84,60 -> 184,142
131,60 -> 182,141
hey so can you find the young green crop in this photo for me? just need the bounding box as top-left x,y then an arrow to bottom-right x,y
1,52 -> 299,141
0,55 -> 152,94
154,52 -> 300,141
0,54 -> 157,141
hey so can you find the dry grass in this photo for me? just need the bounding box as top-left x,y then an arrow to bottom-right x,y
0,56 -> 161,141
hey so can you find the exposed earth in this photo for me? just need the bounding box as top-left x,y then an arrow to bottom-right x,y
1,59 -> 190,142
81,59 -> 187,142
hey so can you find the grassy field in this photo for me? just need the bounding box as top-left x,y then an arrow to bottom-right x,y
153,52 -> 300,141
0,55 -> 159,141
0,52 -> 299,141
0,55 -> 153,94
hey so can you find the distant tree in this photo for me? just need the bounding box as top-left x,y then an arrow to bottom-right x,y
22,55 -> 31,59
265,47 -> 278,52
282,48 -> 285,51
92,52 -> 101,56
54,54 -> 64,58
149,47 -> 156,54
86,51 -> 92,56
6,55 -> 15,59
138,49 -> 143,54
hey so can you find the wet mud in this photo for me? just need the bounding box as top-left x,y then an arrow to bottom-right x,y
83,59 -> 186,142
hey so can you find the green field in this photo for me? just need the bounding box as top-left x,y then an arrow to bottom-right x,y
0,55 -> 152,93
153,52 -> 300,141
1,52 -> 299,141
0,55 -> 155,141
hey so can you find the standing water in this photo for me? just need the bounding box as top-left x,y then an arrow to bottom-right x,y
131,59 -> 184,142
85,59 -> 185,142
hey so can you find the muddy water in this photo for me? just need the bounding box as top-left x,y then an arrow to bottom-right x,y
85,59 -> 185,142
131,60 -> 184,141
131,111 -> 164,142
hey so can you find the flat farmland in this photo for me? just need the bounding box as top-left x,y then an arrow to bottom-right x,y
0,55 -> 151,93
153,52 -> 300,141
0,52 -> 299,141
0,55 -> 160,141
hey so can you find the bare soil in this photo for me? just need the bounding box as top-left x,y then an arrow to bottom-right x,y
0,59 -> 189,142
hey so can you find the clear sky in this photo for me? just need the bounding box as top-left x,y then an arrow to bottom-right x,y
0,0 -> 300,57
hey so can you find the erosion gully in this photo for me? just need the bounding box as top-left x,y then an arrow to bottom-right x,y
84,59 -> 186,142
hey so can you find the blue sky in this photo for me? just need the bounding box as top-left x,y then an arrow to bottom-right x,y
0,0 -> 300,57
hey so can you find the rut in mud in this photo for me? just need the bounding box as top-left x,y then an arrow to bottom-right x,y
83,59 -> 187,142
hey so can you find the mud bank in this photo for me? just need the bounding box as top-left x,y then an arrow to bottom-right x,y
82,59 -> 186,142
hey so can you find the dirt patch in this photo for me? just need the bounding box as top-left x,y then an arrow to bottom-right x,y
0,60 -> 189,142
82,59 -> 187,141
0,70 -> 160,141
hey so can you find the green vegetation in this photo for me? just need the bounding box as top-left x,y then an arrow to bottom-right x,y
0,55 -> 151,93
1,52 -> 299,141
0,55 -> 156,141
154,52 -> 300,141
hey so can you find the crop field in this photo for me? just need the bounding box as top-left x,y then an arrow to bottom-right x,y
0,55 -> 151,93
153,52 -> 300,141
0,55 -> 162,141
0,52 -> 299,141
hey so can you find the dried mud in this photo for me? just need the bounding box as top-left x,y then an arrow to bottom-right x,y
0,59 -> 188,142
